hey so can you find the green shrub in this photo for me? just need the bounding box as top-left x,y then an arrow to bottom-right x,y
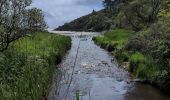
152,70 -> 170,93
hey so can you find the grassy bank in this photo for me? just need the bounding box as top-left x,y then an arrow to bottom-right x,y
93,29 -> 133,51
0,32 -> 71,99
93,29 -> 170,93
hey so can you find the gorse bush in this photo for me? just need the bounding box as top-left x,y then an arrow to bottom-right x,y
0,32 -> 71,99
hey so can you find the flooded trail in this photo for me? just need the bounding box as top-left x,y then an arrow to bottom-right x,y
49,32 -> 170,100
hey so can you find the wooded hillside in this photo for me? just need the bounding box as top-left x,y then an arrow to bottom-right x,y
55,9 -> 114,32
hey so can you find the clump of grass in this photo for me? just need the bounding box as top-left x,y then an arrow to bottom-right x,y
129,52 -> 146,73
0,32 -> 71,99
104,29 -> 132,40
93,29 -> 133,50
129,52 -> 159,80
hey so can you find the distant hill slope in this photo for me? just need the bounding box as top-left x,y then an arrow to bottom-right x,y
54,9 -> 113,32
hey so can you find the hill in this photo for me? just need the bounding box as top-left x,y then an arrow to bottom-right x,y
55,9 -> 113,32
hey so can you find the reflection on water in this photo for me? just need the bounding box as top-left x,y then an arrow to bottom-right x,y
49,32 -> 170,100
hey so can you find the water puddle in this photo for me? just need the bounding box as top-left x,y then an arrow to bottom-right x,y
49,32 -> 170,100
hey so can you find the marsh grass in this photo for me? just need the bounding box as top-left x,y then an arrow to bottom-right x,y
0,32 -> 71,99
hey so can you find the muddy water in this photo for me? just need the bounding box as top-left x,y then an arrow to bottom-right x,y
49,32 -> 170,100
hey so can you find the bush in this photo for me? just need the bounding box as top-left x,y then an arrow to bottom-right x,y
153,70 -> 170,93
126,21 -> 170,69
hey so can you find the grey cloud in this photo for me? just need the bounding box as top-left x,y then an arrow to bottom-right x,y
31,0 -> 103,29
75,0 -> 103,5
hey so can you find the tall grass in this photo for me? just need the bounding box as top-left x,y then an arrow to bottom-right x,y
93,29 -> 133,50
0,32 -> 71,99
129,52 -> 160,80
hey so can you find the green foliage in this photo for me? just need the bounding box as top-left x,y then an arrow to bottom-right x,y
102,0 -> 163,31
153,70 -> 170,93
129,52 -> 160,80
0,0 -> 47,51
26,8 -> 47,31
56,9 -> 113,32
0,32 -> 71,99
93,29 -> 133,50
158,0 -> 170,19
129,52 -> 146,72
96,0 -> 170,93
86,14 -> 112,31
126,20 -> 170,68
104,29 -> 133,41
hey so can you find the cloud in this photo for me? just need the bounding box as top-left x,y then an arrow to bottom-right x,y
31,0 -> 103,29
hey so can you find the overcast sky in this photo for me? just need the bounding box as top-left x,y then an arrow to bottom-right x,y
31,0 -> 103,29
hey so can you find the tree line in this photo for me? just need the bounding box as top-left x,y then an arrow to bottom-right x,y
103,0 -> 169,31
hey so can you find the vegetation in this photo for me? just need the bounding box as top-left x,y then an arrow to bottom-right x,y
93,29 -> 133,51
55,9 -> 112,32
1,0 -> 170,98
0,32 -> 71,99
93,27 -> 170,93
0,0 -> 47,52
0,1 -> 72,99
0,0 -> 72,99
92,0 -> 170,94
26,8 -> 47,31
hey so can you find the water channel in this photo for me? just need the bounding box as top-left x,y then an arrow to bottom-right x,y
49,32 -> 170,100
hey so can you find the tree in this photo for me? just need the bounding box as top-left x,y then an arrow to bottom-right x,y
103,0 -> 114,10
0,0 -> 47,52
26,8 -> 47,31
0,0 -> 32,52
124,0 -> 161,31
